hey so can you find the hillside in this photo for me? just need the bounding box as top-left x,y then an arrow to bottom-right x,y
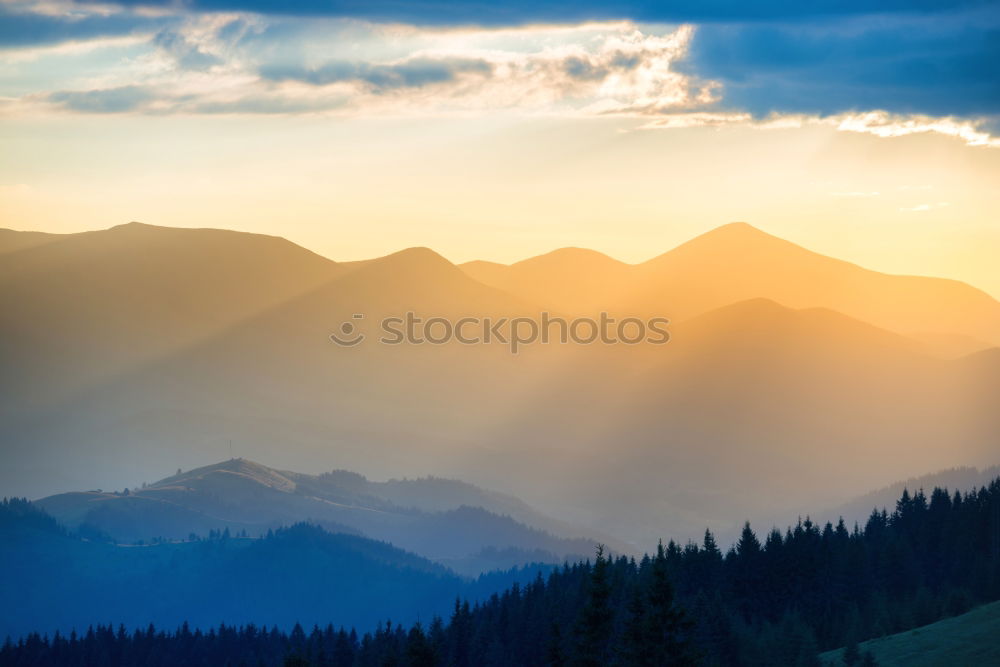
36,458 -> 614,572
0,498 -> 552,640
820,600 -> 1000,666
0,222 -> 345,413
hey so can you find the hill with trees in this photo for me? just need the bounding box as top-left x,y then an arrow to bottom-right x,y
0,498 -> 552,642
3,477 -> 998,665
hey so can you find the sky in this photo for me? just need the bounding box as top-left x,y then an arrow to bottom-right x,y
1,0 -> 999,297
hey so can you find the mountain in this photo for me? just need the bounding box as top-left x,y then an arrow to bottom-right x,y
0,228 -> 60,255
0,222 -> 344,413
2,222 -> 998,547
461,247 -> 630,317
460,222 -> 1000,352
0,498 -> 552,640
36,459 -> 613,572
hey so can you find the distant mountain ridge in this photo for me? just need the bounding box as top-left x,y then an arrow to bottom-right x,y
461,222 -> 1000,354
2,221 -> 998,546
36,458 -> 619,573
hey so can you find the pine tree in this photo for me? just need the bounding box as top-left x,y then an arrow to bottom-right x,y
572,545 -> 613,667
620,585 -> 650,666
406,624 -> 435,667
647,541 -> 697,666
546,621 -> 566,667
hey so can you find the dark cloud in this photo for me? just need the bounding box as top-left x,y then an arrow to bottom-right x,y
76,0 -> 994,24
48,85 -> 153,112
678,17 -> 1000,116
260,57 -> 493,91
0,6 -> 170,48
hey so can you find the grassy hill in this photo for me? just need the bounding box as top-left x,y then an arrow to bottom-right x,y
820,600 -> 1000,666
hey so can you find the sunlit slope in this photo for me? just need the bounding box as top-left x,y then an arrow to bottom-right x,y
461,222 -> 1000,350
0,222 -> 345,410
819,600 -> 1000,666
530,298 -> 999,541
0,228 -> 61,255
462,247 -> 631,316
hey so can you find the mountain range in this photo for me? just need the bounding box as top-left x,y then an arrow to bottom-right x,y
2,221 -> 998,545
35,458 -> 619,574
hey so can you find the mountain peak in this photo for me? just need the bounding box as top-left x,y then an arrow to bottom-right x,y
385,246 -> 452,265
676,221 -> 784,248
107,221 -> 162,234
641,222 -> 819,270
710,221 -> 763,234
513,246 -> 624,269
339,245 -> 468,291
154,458 -> 297,493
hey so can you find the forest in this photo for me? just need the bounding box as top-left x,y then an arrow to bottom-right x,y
2,478 -> 999,666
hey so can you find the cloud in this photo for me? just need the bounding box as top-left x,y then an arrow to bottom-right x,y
153,29 -> 223,71
244,24 -> 716,113
635,109 -> 1000,148
2,0 -> 996,132
835,111 -> 1000,147
191,94 -> 349,113
47,85 -> 154,112
2,11 -> 996,149
260,57 -> 493,91
0,4 -> 171,49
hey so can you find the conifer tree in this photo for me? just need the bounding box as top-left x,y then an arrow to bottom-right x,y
573,545 -> 613,667
545,621 -> 566,667
647,541 -> 697,666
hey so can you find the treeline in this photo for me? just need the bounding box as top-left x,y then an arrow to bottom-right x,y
2,479 -> 999,666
